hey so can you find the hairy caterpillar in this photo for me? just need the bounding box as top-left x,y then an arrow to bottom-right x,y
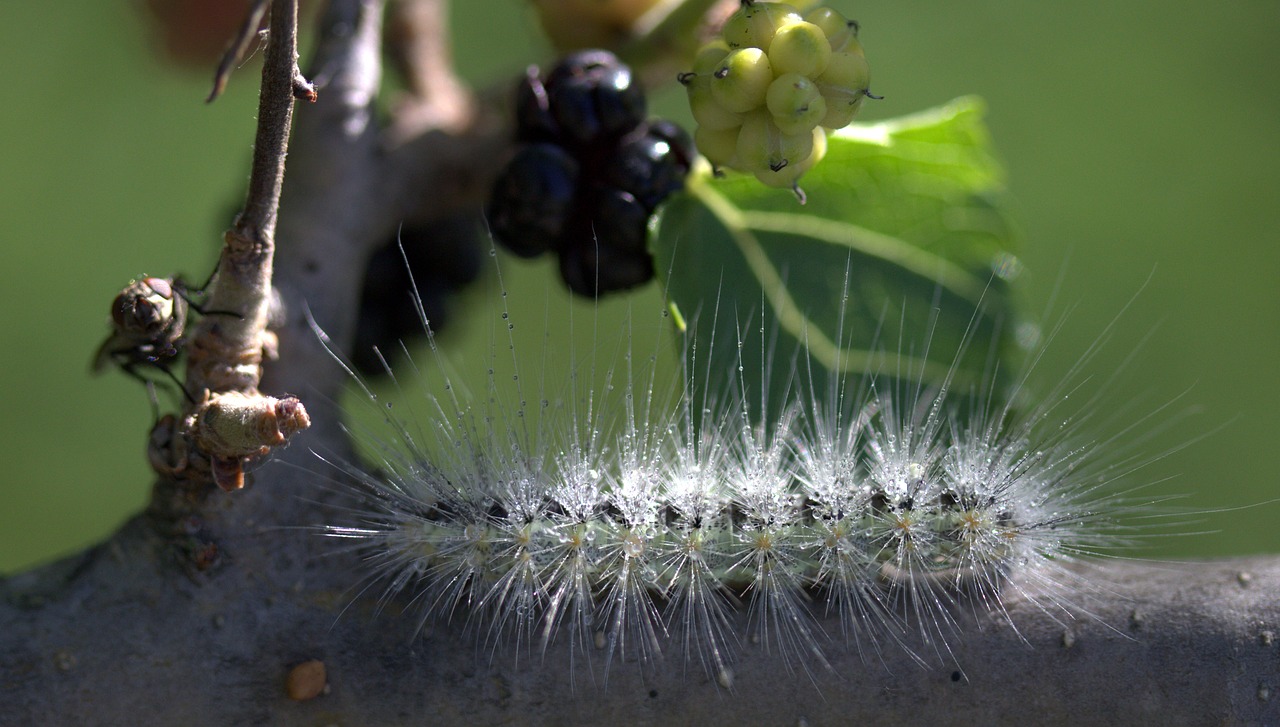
313,254 -> 1203,686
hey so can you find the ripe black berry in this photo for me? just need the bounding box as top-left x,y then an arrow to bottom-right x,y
604,121 -> 694,209
543,50 -> 646,147
487,143 -> 579,258
594,188 -> 651,254
560,202 -> 653,297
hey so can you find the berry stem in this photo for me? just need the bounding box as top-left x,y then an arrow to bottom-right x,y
617,0 -> 726,82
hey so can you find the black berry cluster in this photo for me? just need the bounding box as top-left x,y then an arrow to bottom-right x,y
488,50 -> 694,297
352,216 -> 484,376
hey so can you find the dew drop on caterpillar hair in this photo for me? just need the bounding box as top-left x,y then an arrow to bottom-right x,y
311,249 -> 1230,685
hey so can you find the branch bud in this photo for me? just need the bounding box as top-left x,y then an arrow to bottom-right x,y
185,390 -> 310,491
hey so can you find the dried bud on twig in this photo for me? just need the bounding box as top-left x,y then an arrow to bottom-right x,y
185,390 -> 310,491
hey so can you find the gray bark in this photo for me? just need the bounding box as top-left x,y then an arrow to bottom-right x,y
3,511 -> 1278,725
2,1 -> 1277,725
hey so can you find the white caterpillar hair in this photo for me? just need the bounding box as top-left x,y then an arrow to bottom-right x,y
313,253 -> 1196,686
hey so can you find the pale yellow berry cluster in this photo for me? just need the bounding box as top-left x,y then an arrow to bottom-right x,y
681,2 -> 872,191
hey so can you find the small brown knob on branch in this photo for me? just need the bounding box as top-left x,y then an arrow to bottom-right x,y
284,659 -> 327,701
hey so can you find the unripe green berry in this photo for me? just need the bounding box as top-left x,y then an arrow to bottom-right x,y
710,47 -> 774,114
815,50 -> 870,129
819,93 -> 864,129
694,124 -> 740,168
765,73 -> 826,136
767,21 -> 831,77
753,125 -> 827,189
735,110 -> 815,176
804,7 -> 857,52
682,41 -> 742,130
686,75 -> 744,131
692,40 -> 731,74
816,50 -> 871,98
720,1 -> 802,50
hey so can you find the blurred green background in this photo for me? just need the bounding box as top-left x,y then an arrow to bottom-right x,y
0,1 -> 1276,574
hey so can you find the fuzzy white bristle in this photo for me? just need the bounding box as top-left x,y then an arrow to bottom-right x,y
314,261 -> 1191,682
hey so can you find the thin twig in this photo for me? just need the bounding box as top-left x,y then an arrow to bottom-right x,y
191,0 -> 302,396
232,0 -> 302,264
207,0 -> 269,103
180,0 -> 312,491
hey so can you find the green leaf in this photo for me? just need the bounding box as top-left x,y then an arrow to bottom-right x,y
651,96 -> 1025,419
